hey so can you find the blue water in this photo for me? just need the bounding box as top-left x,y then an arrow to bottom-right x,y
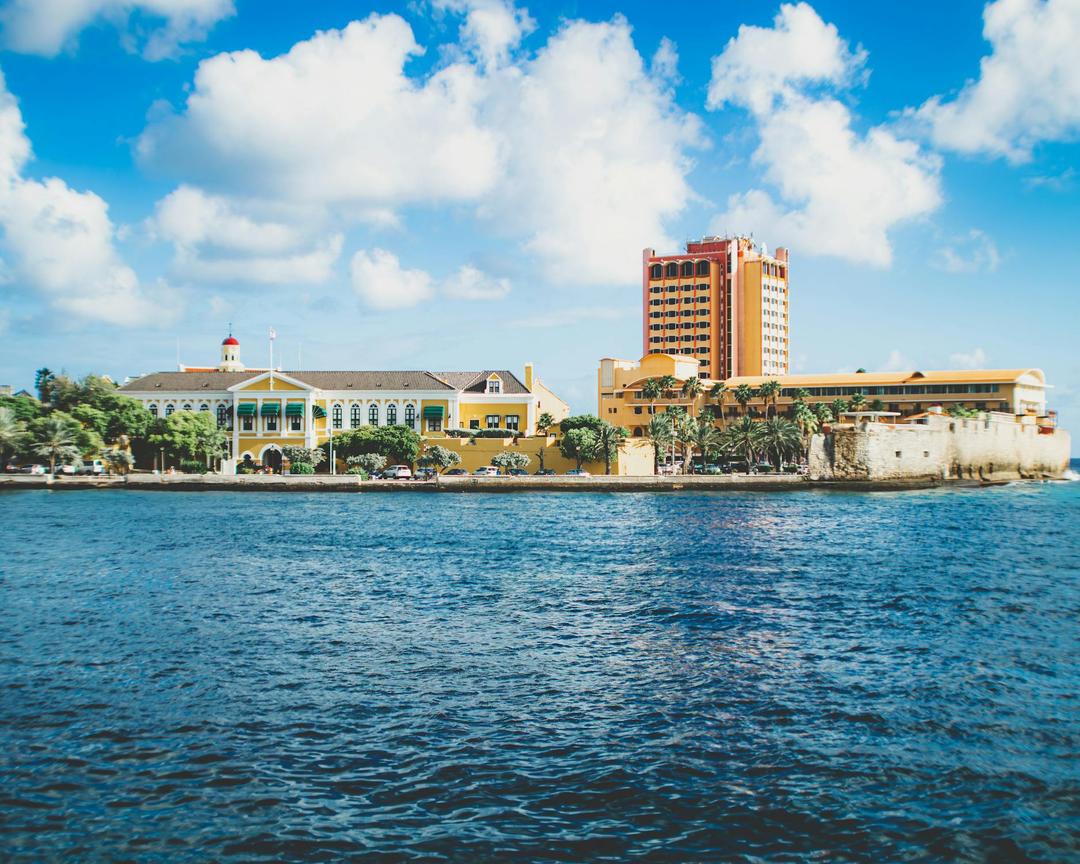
1,475 -> 1078,862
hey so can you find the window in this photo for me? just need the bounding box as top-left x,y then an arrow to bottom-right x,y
634,406 -> 642,414
650,263 -> 662,279
665,262 -> 677,278
199,403 -> 209,413
486,414 -> 500,429
469,419 -> 480,429
333,404 -> 343,429
427,418 -> 442,432
217,405 -> 228,427
289,415 -> 302,432
696,260 -> 709,276
148,404 -> 158,417
242,416 -> 253,431
487,377 -> 502,394
266,416 -> 277,432
350,404 -> 361,428
650,337 -> 662,344
505,415 -> 519,431
165,405 -> 175,416
680,261 -> 693,277
404,404 -> 416,429
650,299 -> 662,306
182,403 -> 192,412
369,404 -> 379,425
387,404 -> 398,425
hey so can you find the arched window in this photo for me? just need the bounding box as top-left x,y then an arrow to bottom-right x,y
350,404 -> 361,428
165,405 -> 175,416
199,403 -> 209,413
664,262 -> 677,278
696,260 -> 709,276
216,405 -> 228,427
386,403 -> 397,425
148,404 -> 158,417
404,404 -> 416,428
649,263 -> 662,279
368,404 -> 379,426
332,404 -> 343,429
680,261 -> 694,277
181,403 -> 192,412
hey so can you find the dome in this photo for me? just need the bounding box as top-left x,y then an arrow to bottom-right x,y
222,336 -> 240,346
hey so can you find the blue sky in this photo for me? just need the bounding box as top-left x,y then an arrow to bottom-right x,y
0,0 -> 1077,446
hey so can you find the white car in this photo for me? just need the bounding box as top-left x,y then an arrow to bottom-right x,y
473,466 -> 501,476
385,465 -> 412,479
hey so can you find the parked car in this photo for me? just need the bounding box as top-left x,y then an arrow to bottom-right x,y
507,468 -> 528,476
565,469 -> 590,476
56,464 -> 77,475
702,464 -> 724,475
473,466 -> 500,476
413,467 -> 436,480
444,468 -> 468,476
535,468 -> 556,476
21,464 -> 47,475
80,459 -> 106,475
385,465 -> 413,479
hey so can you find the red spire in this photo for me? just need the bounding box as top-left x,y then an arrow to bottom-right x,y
222,336 -> 239,346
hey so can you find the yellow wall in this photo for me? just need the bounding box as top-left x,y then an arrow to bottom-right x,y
421,435 -> 655,476
236,377 -> 307,392
739,260 -> 763,376
457,401 -> 531,431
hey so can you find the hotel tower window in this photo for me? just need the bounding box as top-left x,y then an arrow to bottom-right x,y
387,404 -> 397,425
404,404 -> 415,428
350,405 -> 361,428
368,404 -> 379,425
332,404 -> 342,429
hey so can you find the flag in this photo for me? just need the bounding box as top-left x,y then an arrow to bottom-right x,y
269,327 -> 277,341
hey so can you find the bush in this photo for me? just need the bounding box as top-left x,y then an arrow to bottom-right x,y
445,429 -> 475,438
289,462 -> 315,475
179,459 -> 206,474
346,466 -> 368,478
236,463 -> 256,475
475,428 -> 515,438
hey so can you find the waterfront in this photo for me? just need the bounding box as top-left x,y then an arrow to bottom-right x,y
1,475 -> 1078,862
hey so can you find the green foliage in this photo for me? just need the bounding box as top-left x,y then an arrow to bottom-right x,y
149,410 -> 224,464
0,407 -> 26,467
594,421 -> 628,474
70,404 -> 109,439
849,392 -> 867,412
792,401 -> 819,437
34,368 -> 55,403
536,412 -> 556,434
733,383 -> 755,414
444,428 -> 476,438
102,447 -> 134,475
559,427 -> 599,470
681,376 -> 704,400
641,379 -> 663,401
657,375 -> 678,398
32,416 -> 82,473
758,417 -> 802,469
179,459 -> 207,474
491,451 -> 530,472
475,428 -> 515,438
347,453 -> 387,475
289,462 -> 315,475
758,380 -> 782,417
647,413 -> 675,472
331,424 -> 422,464
25,411 -> 103,460
0,393 -> 44,423
870,398 -> 885,412
830,398 -> 850,422
345,466 -> 368,478
559,414 -> 604,435
417,446 -> 461,478
282,445 -> 326,468
720,416 -> 765,470
947,404 -> 980,419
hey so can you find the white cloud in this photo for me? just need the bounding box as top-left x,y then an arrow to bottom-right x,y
879,349 -> 913,372
349,248 -> 434,310
949,347 -> 988,369
912,0 -> 1080,162
706,2 -> 941,267
0,71 -> 173,325
442,264 -> 510,300
651,36 -> 680,83
150,185 -> 342,284
0,0 -> 234,60
138,11 -> 702,287
936,228 -> 1000,274
1024,167 -> 1076,192
434,0 -> 535,69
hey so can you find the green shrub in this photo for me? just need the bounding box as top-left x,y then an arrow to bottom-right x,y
346,466 -> 368,478
179,459 -> 206,474
289,462 -> 315,475
475,428 -> 515,438
445,429 -> 475,438
236,463 -> 256,475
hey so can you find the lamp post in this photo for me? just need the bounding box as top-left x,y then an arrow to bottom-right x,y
159,447 -> 165,474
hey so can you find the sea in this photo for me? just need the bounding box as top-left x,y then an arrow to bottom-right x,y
1,467 -> 1078,862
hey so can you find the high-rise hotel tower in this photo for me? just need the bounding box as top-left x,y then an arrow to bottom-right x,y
642,236 -> 790,379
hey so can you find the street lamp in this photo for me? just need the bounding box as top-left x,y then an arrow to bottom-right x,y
159,447 -> 165,474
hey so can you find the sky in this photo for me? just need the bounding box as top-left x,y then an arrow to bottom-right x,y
0,0 -> 1077,447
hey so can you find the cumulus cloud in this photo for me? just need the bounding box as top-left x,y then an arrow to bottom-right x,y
349,248 -> 434,310
442,264 -> 510,300
0,0 -> 234,60
138,10 -> 701,286
949,347 -> 988,369
911,0 -> 1080,162
0,71 -> 174,325
879,349 -> 913,372
936,228 -> 1000,274
706,2 -> 941,267
151,185 -> 342,284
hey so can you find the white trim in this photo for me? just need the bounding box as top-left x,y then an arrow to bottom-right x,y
226,370 -> 313,392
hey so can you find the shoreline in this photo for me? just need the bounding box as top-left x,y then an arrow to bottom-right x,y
1,473 -> 1062,493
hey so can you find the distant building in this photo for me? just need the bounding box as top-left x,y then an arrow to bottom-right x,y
598,353 -> 1052,438
119,333 -> 569,469
642,236 -> 789,380
0,385 -> 10,396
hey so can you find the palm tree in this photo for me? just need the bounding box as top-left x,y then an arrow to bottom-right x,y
536,411 -> 555,436
33,417 -> 81,475
641,379 -> 663,402
813,403 -> 834,426
103,447 -> 134,476
733,383 -> 755,417
673,413 -> 699,473
657,375 -> 678,400
690,417 -> 723,470
34,367 -> 55,404
0,407 -> 26,469
681,376 -> 704,414
595,422 -> 629,475
830,398 -> 850,423
792,401 -> 819,439
793,388 -> 811,402
850,392 -> 867,414
870,398 -> 885,413
758,379 -> 782,418
709,382 -> 728,425
758,417 -> 801,470
720,416 -> 763,471
647,414 -> 674,474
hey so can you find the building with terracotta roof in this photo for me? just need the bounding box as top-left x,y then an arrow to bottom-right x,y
120,334 -> 568,470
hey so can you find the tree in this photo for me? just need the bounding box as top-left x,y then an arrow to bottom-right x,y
720,416 -> 764,471
33,417 -> 81,475
559,414 -> 605,435
0,407 -> 26,468
733,383 -> 755,416
491,451 -> 531,474
758,417 -> 802,470
34,368 -> 55,404
792,401 -> 819,439
102,447 -> 134,476
813,403 -> 834,426
536,412 -> 555,436
758,380 -> 782,418
709,382 -> 728,425
830,398 -> 850,423
331,424 -> 422,465
849,392 -> 867,413
348,453 -> 387,476
559,427 -> 599,470
657,375 -> 678,399
681,376 -> 704,412
594,421 -> 628,475
870,398 -> 885,413
947,404 -> 980,419
70,404 -> 109,440
24,411 -> 102,462
149,410 -> 218,464
689,416 -> 724,470
641,379 -> 663,402
417,446 -> 460,482
0,393 -> 44,423
282,445 -> 327,470
673,413 -> 700,472
647,413 -> 675,474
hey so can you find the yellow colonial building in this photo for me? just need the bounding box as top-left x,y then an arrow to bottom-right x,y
120,335 -> 569,470
599,353 -> 1055,438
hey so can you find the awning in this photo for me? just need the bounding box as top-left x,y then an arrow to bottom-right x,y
312,405 -> 327,419
285,403 -> 305,417
261,403 -> 280,416
422,406 -> 444,419
236,403 -> 257,417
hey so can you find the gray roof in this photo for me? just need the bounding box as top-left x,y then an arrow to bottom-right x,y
118,369 -> 520,394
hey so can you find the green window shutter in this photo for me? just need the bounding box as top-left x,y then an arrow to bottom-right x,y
236,403 -> 257,416
285,403 -> 304,417
261,403 -> 280,416
421,406 -> 444,419
312,405 -> 327,418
